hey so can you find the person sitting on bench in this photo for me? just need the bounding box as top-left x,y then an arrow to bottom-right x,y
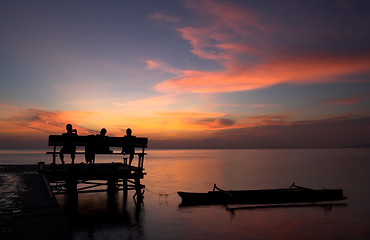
85,128 -> 113,164
95,128 -> 113,154
59,124 -> 78,165
122,128 -> 136,166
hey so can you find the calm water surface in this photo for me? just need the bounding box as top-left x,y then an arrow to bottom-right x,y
0,148 -> 369,240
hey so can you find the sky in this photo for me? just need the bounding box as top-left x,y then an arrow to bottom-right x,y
0,0 -> 370,149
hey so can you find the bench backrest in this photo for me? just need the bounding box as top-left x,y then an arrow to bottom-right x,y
48,135 -> 148,148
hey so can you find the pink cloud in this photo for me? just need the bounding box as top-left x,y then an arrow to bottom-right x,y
144,59 -> 182,75
145,59 -> 162,70
148,0 -> 370,94
323,94 -> 370,105
185,0 -> 266,32
147,13 -> 181,23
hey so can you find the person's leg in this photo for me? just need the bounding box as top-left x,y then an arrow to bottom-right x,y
59,148 -> 65,165
71,152 -> 75,165
129,153 -> 134,166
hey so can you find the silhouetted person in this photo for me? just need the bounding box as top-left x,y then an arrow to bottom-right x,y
85,128 -> 113,164
122,128 -> 136,166
100,128 -> 107,136
95,128 -> 112,153
85,134 -> 95,164
59,124 -> 78,165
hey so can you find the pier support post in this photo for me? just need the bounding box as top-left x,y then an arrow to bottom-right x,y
123,179 -> 128,208
107,178 -> 117,192
134,176 -> 143,204
107,178 -> 118,201
66,179 -> 77,196
66,179 -> 78,213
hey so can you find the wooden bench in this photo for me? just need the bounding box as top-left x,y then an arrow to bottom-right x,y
46,135 -> 148,168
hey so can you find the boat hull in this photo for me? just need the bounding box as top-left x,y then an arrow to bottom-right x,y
178,188 -> 346,206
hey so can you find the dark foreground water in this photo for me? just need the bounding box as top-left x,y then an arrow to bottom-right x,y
1,148 -> 369,240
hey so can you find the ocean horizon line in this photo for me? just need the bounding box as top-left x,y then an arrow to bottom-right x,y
0,146 -> 369,154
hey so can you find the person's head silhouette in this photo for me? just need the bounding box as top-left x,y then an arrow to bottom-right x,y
126,128 -> 132,136
100,128 -> 107,136
66,124 -> 73,133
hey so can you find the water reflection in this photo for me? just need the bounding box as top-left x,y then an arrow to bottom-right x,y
56,190 -> 145,240
0,173 -> 25,233
2,149 -> 368,239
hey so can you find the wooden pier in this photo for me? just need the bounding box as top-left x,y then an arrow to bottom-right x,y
0,135 -> 148,239
41,162 -> 146,206
43,134 -> 149,206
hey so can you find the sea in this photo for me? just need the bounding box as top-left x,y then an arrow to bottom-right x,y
0,148 -> 369,240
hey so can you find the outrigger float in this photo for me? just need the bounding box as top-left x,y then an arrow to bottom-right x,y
178,183 -> 347,206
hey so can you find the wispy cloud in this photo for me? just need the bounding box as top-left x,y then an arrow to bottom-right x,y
242,114 -> 289,127
112,94 -> 178,109
248,104 -> 280,108
154,46 -> 370,94
150,113 -> 370,148
192,118 -> 236,129
144,59 -> 182,75
323,94 -> 370,105
147,13 -> 181,23
0,104 -> 96,135
147,0 -> 370,94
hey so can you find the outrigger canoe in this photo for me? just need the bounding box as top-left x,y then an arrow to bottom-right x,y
177,183 -> 347,206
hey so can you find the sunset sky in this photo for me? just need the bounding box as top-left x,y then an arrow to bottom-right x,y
1,0 -> 370,149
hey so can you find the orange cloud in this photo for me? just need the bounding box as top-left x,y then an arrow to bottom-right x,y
1,102 -> 238,141
154,51 -> 370,93
0,104 -> 96,135
2,102 -> 369,149
138,111 -> 231,133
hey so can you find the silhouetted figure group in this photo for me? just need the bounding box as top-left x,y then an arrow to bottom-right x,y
59,124 -> 136,166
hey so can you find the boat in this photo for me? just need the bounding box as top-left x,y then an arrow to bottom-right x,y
177,183 -> 347,206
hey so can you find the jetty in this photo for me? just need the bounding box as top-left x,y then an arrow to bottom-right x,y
0,165 -> 74,240
41,162 -> 146,207
0,133 -> 149,239
44,134 -> 149,205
